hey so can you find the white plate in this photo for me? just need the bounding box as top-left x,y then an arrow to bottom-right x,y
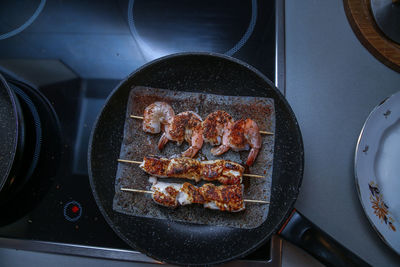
355,91 -> 400,255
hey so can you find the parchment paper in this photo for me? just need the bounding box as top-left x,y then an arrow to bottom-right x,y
113,87 -> 275,229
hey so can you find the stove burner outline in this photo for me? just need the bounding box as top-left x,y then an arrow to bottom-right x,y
127,0 -> 257,59
0,0 -> 46,40
225,0 -> 257,56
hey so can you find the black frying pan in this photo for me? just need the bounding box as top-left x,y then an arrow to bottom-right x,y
88,53 -> 370,266
0,74 -> 26,201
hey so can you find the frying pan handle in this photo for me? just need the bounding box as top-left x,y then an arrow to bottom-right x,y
279,209 -> 371,267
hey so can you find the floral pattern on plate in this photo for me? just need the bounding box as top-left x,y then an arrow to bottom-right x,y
369,182 -> 396,232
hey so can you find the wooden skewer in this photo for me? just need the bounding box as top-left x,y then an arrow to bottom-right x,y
120,187 -> 269,204
130,115 -> 144,119
129,115 -> 274,135
118,159 -> 142,164
242,173 -> 265,178
117,158 -> 266,179
242,199 -> 270,204
122,188 -> 152,194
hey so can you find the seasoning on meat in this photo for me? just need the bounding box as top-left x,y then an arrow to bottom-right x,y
149,177 -> 245,212
202,110 -> 233,146
140,102 -> 265,165
140,156 -> 244,184
158,111 -> 204,158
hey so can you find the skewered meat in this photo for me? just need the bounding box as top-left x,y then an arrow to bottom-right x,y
141,102 -> 263,165
149,177 -> 245,212
140,156 -> 244,184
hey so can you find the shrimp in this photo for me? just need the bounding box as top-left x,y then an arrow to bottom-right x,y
211,119 -> 261,166
142,102 -> 175,133
202,110 -> 234,146
158,111 -> 204,158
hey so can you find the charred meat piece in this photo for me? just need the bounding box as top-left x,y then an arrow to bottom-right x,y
199,183 -> 245,212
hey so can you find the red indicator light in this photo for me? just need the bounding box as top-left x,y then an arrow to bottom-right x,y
64,201 -> 82,222
71,206 -> 79,213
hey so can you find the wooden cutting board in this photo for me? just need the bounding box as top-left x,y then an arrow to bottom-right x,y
344,0 -> 400,72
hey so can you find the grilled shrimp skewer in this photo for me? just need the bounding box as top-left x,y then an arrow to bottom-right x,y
158,111 -> 204,158
136,103 -> 272,135
140,102 -> 266,164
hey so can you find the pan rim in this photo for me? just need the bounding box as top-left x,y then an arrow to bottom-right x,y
0,74 -> 19,192
88,51 -> 304,265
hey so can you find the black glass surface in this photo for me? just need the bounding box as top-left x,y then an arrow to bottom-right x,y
0,0 -> 275,261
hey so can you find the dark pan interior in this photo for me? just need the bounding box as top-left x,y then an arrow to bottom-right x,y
0,75 -> 18,191
88,53 -> 304,265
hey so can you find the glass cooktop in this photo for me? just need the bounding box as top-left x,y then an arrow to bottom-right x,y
0,0 -> 284,264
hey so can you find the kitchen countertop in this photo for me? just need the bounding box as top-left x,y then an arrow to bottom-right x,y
1,0 -> 400,266
286,0 -> 400,266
